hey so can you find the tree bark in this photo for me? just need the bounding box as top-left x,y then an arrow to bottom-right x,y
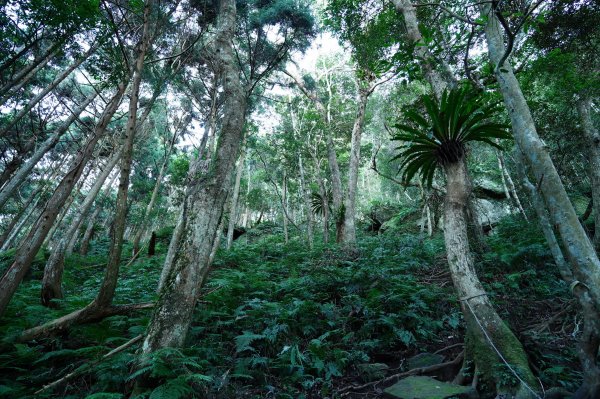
0,40 -> 100,138
0,42 -> 61,106
391,0 -> 455,99
0,90 -> 99,210
515,149 -> 600,398
0,186 -> 40,248
16,0 -> 154,341
298,155 -> 314,249
226,142 -> 246,250
480,2 -> 600,323
282,169 -> 289,243
443,159 -> 538,398
0,78 -> 127,317
342,80 -> 370,247
95,0 -> 152,308
41,152 -> 121,306
79,207 -> 100,256
577,96 -> 600,249
140,0 -> 245,353
132,123 -> 179,255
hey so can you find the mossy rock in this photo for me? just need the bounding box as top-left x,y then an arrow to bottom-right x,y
383,376 -> 473,399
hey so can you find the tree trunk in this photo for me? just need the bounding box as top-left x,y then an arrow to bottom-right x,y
157,205 -> 185,293
0,78 -> 127,317
577,96 -> 600,249
0,42 -> 61,106
516,150 -> 600,398
226,142 -> 246,250
0,90 -> 98,210
147,232 -> 156,257
41,152 -> 120,306
392,0 -> 455,99
0,186 -> 40,248
17,0 -> 153,341
443,159 -> 538,398
498,150 -> 527,219
79,207 -> 100,256
140,0 -> 245,354
299,155 -> 314,249
132,114 -> 182,255
480,4 -> 600,348
0,40 -> 100,138
95,1 -> 152,308
342,83 -> 369,247
282,170 -> 289,244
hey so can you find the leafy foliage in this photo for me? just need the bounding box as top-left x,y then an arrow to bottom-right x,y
391,87 -> 512,187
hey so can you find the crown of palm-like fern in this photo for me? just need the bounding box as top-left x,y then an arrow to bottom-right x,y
391,87 -> 512,188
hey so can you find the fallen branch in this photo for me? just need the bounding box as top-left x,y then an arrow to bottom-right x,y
35,334 -> 143,394
19,302 -> 154,342
337,350 -> 464,395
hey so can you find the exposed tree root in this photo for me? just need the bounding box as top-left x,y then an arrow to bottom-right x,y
337,350 -> 465,396
18,302 -> 154,342
35,334 -> 143,395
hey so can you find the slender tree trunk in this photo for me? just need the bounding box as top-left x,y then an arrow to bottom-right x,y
132,127 -> 179,255
342,83 -> 370,246
95,1 -> 152,308
282,170 -> 289,244
0,41 -> 100,138
41,151 -> 121,306
226,142 -> 246,250
299,155 -> 314,249
443,159 -> 538,398
1,194 -> 42,251
498,151 -> 527,219
0,90 -> 98,210
577,96 -> 600,249
0,186 -> 40,248
17,0 -> 153,340
480,5 -> 600,360
140,0 -> 245,354
157,205 -> 185,292
391,0 -> 454,99
45,163 -> 95,249
79,207 -> 101,256
0,42 -> 61,105
0,35 -> 41,76
0,79 -> 127,317
515,150 -> 600,397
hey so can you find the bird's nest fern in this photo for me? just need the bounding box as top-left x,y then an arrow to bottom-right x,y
391,86 -> 512,188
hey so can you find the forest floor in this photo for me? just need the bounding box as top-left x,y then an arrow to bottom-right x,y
0,216 -> 583,398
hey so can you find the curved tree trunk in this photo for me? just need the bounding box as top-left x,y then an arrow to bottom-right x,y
0,42 -> 61,106
0,40 -> 100,138
342,81 -> 370,247
0,90 -> 99,210
140,0 -> 245,354
480,12 -> 600,396
226,142 -> 246,250
444,160 -> 538,398
41,151 -> 121,306
298,155 -> 314,249
0,79 -> 127,317
17,0 -> 153,340
577,96 -> 600,249
79,207 -> 101,256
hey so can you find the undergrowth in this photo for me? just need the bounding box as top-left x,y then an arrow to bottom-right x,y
0,216 -> 582,398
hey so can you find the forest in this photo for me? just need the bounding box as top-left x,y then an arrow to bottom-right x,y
0,0 -> 598,398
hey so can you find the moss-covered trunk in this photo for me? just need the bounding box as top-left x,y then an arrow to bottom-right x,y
444,160 -> 538,398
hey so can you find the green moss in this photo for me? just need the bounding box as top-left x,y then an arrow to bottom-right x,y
465,312 -> 538,398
